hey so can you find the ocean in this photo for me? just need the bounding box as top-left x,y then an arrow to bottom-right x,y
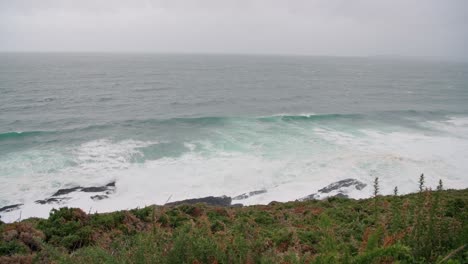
1,53 -> 467,221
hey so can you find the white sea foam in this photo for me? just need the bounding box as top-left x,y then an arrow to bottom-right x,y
0,139 -> 155,221
425,116 -> 468,137
268,112 -> 318,117
1,118 -> 468,222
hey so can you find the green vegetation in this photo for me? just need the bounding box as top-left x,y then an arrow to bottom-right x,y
1,181 -> 467,263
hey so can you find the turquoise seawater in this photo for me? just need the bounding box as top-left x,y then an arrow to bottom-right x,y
1,53 -> 468,221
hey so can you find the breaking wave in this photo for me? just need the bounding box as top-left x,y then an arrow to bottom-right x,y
1,111 -> 467,222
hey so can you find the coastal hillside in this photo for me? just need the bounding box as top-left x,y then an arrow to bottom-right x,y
2,1 -> 468,263
1,184 -> 466,263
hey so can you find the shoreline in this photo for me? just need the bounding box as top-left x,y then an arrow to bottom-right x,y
1,187 -> 466,263
2,176 -> 466,224
0,178 -> 371,223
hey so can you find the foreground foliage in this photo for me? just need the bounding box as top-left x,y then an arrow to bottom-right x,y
0,187 -> 467,263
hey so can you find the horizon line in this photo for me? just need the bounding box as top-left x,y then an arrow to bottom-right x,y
0,51 -> 465,63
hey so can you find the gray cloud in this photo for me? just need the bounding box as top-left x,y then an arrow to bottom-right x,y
0,0 -> 467,59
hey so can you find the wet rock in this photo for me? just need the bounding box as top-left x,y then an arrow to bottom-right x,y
90,195 -> 108,201
81,186 -> 108,193
0,203 -> 23,213
52,187 -> 81,197
233,189 -> 267,200
318,178 -> 367,193
300,178 -> 366,201
166,196 -> 232,207
35,197 -> 70,205
51,181 -> 116,197
36,182 -> 115,206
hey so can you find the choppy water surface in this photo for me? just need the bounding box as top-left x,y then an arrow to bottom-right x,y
1,53 -> 467,221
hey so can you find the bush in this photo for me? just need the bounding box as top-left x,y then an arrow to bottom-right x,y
166,224 -> 221,264
37,208 -> 93,251
0,240 -> 28,256
254,211 -> 275,225
2,184 -> 466,263
130,206 -> 153,221
161,208 -> 190,228
297,230 -> 319,246
90,211 -> 125,230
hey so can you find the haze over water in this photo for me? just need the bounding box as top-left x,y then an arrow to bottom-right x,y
1,53 -> 468,221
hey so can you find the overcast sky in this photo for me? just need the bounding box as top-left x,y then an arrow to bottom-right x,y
0,0 -> 467,59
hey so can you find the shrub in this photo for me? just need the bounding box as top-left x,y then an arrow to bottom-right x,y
254,211 -> 275,225
0,240 -> 28,256
297,230 -> 319,246
37,208 -> 93,251
130,206 -> 153,221
166,224 -> 221,264
90,211 -> 125,230
165,208 -> 190,228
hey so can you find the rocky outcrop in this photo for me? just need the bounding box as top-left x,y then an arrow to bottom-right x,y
300,178 -> 366,201
318,179 -> 366,193
35,197 -> 70,205
52,181 -> 116,197
35,181 -> 116,204
233,189 -> 267,200
52,187 -> 81,197
90,195 -> 108,201
0,204 -> 23,213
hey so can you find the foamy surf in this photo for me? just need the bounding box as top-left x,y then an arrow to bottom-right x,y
1,114 -> 467,223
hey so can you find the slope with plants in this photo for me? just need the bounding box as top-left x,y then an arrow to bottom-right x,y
0,176 -> 467,263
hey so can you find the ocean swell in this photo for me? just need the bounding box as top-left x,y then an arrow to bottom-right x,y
1,112 -> 467,222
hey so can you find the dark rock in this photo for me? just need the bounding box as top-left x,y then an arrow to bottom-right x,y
52,187 -> 81,197
300,178 -> 366,201
233,194 -> 249,200
81,186 -> 108,193
36,182 -> 115,206
318,178 -> 367,193
233,189 -> 267,200
35,197 -> 70,205
90,195 -> 108,201
51,181 -> 115,197
0,203 -> 23,213
166,196 -> 232,207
